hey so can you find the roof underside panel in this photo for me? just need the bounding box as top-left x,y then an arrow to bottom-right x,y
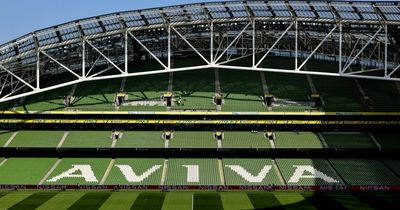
1,0 -> 400,61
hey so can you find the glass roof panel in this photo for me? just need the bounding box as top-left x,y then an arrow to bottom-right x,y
227,3 -> 246,11
338,11 -> 360,20
355,4 -> 375,13
360,13 -> 380,20
334,3 -> 355,12
384,13 -> 400,21
58,23 -> 80,40
295,11 -> 316,18
290,2 -> 311,11
232,11 -> 248,18
311,2 -> 331,11
210,12 -> 231,19
207,4 -> 227,12
274,10 -> 292,17
317,11 -> 334,19
378,6 -> 400,14
269,2 -> 288,11
248,1 -> 268,11
253,10 -> 273,17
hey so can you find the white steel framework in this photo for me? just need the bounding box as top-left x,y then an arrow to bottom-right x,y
0,0 -> 400,103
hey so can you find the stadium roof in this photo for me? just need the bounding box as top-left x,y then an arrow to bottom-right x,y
0,0 -> 399,103
0,0 -> 399,60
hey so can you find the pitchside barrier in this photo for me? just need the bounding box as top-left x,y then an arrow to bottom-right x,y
0,185 -> 399,191
0,119 -> 399,125
2,111 -> 400,116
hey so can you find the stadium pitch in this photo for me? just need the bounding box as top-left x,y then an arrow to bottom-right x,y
0,190 -> 399,210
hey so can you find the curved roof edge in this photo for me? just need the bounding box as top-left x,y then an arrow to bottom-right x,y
0,0 -> 399,61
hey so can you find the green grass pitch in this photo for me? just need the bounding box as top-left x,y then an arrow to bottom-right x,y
0,190 -> 398,210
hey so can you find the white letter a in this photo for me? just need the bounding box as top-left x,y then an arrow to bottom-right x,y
47,164 -> 98,183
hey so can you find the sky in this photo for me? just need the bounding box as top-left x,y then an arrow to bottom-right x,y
0,0 -> 218,44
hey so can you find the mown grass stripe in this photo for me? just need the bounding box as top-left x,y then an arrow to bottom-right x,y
326,192 -> 374,210
99,192 -> 139,210
36,191 -> 86,210
193,193 -> 223,210
247,192 -> 285,210
161,192 -> 192,210
8,192 -> 57,210
220,192 -> 254,210
376,192 -> 400,206
0,192 -> 33,209
67,192 -> 111,210
302,192 -> 346,210
274,192 -> 316,210
130,193 -> 166,210
352,192 -> 399,210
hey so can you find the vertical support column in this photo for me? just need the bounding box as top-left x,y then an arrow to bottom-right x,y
168,24 -> 171,70
384,24 -> 388,77
36,50 -> 40,89
295,19 -> 298,71
210,21 -> 214,64
252,19 -> 256,68
339,22 -> 342,74
82,39 -> 86,77
124,31 -> 128,74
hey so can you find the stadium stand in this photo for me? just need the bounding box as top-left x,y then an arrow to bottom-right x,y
68,79 -> 121,111
165,159 -> 221,185
15,86 -> 72,112
169,131 -> 217,148
7,131 -> 64,147
220,70 -> 266,111
44,158 -> 111,185
0,1 -> 399,209
222,132 -> 271,148
105,158 -> 164,185
120,74 -> 169,111
358,79 -> 400,112
61,131 -> 113,148
329,159 -> 400,185
262,57 -> 313,112
274,132 -> 324,148
322,133 -> 377,148
223,159 -> 282,185
372,132 -> 400,148
172,69 -> 215,110
312,77 -> 366,112
115,131 -> 165,148
276,159 -> 343,185
383,160 -> 400,177
0,158 -> 57,184
0,131 -> 14,147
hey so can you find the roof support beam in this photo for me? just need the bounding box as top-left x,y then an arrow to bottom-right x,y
388,64 -> 400,78
342,27 -> 383,73
297,25 -> 337,71
40,50 -> 82,79
0,65 -> 35,90
214,22 -> 251,64
85,39 -> 126,74
255,22 -> 294,68
127,31 -> 168,70
171,26 -> 210,65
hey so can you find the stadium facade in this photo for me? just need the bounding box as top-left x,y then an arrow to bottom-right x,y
0,2 -> 400,208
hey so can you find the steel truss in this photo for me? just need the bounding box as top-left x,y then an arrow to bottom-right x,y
0,2 -> 400,103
